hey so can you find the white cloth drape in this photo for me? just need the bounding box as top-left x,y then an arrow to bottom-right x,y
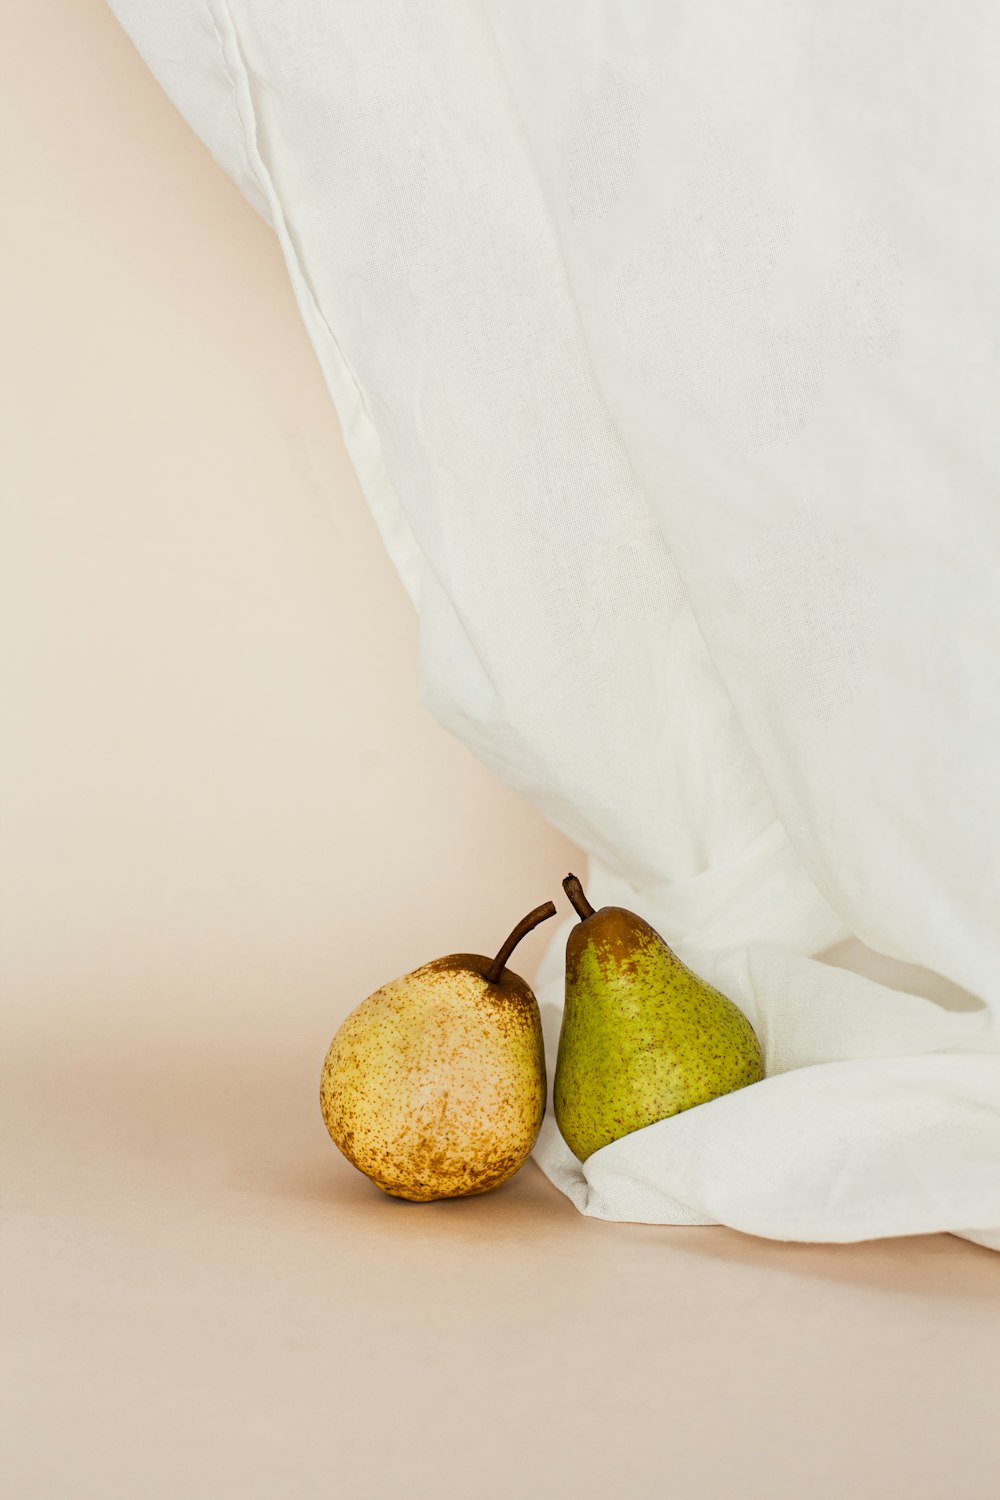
109,1 -> 1000,1247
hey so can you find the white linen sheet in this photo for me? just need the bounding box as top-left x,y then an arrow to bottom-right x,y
108,1 -> 1000,1247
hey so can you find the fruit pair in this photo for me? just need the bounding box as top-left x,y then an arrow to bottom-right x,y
320,875 -> 764,1201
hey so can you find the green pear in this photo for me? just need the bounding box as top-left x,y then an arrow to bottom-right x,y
554,874 -> 764,1161
321,901 -> 555,1201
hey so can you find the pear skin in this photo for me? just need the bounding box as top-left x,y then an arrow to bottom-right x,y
554,875 -> 764,1161
321,903 -> 554,1201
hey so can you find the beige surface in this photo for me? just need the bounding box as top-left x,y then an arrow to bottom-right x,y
1,5 -> 998,1498
6,1037 -> 1000,1500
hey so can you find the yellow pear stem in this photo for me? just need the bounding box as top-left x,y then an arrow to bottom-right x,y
562,873 -> 595,922
485,901 -> 557,985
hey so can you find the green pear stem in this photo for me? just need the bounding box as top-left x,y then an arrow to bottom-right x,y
485,901 -> 557,985
562,873 -> 596,922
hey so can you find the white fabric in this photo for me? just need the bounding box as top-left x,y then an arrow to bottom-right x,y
109,1 -> 1000,1246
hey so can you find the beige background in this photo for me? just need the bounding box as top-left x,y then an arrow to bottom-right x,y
2,4 -> 998,1498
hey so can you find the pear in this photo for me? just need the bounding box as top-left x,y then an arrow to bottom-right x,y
320,901 -> 555,1201
554,874 -> 764,1161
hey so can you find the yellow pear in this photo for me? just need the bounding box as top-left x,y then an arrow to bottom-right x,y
320,901 -> 555,1201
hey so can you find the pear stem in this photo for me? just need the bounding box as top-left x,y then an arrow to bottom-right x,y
562,873 -> 596,922
485,901 -> 557,985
